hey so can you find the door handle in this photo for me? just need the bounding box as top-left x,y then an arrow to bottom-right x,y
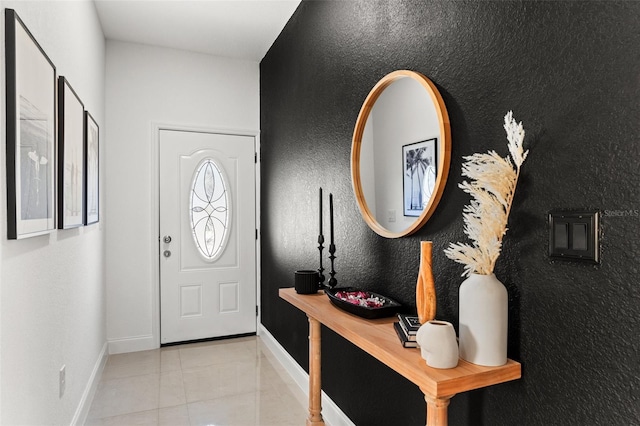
163,236 -> 172,244
163,250 -> 171,258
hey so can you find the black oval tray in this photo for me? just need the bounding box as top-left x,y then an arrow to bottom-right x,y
325,287 -> 401,319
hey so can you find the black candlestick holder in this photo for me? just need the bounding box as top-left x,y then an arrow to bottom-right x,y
317,234 -> 326,287
328,242 -> 337,288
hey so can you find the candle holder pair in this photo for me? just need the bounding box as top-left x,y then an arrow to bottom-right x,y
294,188 -> 337,295
317,231 -> 337,290
294,237 -> 335,294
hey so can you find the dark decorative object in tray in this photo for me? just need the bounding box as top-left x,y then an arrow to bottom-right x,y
325,287 -> 401,319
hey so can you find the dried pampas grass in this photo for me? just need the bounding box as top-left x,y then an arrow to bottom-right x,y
444,111 -> 528,276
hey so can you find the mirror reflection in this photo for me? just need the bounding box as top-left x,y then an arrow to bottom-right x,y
351,70 -> 450,238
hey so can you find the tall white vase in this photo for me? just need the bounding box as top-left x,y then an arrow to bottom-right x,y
458,273 -> 508,366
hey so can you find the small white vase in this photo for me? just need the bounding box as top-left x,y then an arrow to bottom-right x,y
458,273 -> 508,366
416,320 -> 459,369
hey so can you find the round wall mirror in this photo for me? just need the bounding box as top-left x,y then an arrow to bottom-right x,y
351,70 -> 451,238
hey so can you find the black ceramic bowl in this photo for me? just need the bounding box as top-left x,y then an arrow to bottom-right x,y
325,287 -> 401,319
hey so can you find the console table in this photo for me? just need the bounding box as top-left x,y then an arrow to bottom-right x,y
279,288 -> 521,426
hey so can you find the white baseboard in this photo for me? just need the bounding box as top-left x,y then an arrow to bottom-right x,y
71,342 -> 108,426
258,324 -> 355,426
107,334 -> 156,354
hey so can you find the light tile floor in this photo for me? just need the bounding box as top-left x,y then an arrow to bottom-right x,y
86,336 -> 308,425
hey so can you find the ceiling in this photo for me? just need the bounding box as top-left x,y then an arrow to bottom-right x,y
94,0 -> 301,61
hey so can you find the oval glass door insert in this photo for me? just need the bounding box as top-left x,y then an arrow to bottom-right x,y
190,158 -> 230,261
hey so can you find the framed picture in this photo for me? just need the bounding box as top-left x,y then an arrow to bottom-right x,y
84,112 -> 99,225
58,76 -> 85,229
403,138 -> 437,217
5,9 -> 57,239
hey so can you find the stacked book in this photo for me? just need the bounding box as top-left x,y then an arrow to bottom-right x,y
393,314 -> 420,348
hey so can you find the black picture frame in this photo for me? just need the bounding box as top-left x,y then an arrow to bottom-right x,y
84,111 -> 99,225
402,138 -> 437,217
5,9 -> 57,239
57,76 -> 85,229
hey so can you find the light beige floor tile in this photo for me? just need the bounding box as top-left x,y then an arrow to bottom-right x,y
182,359 -> 267,403
159,370 -> 186,408
100,362 -> 159,381
233,335 -> 259,353
158,404 -> 190,425
160,347 -> 182,372
255,340 -> 298,380
87,373 -> 160,419
181,364 -> 220,403
84,409 -> 158,425
87,336 -> 307,426
178,339 -> 257,370
257,355 -> 297,386
219,359 -> 268,395
187,392 -> 259,426
272,381 -> 308,409
101,350 -> 161,380
106,349 -> 160,367
256,385 -> 308,426
186,386 -> 307,426
256,338 -> 278,358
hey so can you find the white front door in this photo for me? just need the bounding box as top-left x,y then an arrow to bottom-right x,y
159,129 -> 256,344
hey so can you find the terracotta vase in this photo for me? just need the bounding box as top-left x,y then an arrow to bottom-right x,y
416,241 -> 436,324
458,273 -> 508,366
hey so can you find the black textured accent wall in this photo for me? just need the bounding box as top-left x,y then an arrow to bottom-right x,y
260,1 -> 640,425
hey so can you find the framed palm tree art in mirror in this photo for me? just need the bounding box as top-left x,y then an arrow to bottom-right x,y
403,138 -> 437,217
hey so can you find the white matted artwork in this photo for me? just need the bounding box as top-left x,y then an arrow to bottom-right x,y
58,76 -> 85,229
84,111 -> 99,225
403,138 -> 437,217
5,9 -> 57,239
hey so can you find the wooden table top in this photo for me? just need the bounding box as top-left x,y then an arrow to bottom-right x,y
279,288 -> 521,398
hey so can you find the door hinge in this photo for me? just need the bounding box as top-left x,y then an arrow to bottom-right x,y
256,306 -> 259,317
255,152 -> 258,163
256,229 -> 258,240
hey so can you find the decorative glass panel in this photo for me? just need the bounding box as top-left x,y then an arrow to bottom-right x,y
190,158 -> 229,260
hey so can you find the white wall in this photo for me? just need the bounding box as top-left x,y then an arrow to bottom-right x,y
105,41 -> 259,353
0,1 -> 106,424
360,114 -> 376,212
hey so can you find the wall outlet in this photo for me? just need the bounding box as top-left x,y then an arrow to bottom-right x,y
59,365 -> 66,398
388,209 -> 396,222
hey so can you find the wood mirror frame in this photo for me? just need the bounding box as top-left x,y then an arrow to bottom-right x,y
351,70 -> 451,238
